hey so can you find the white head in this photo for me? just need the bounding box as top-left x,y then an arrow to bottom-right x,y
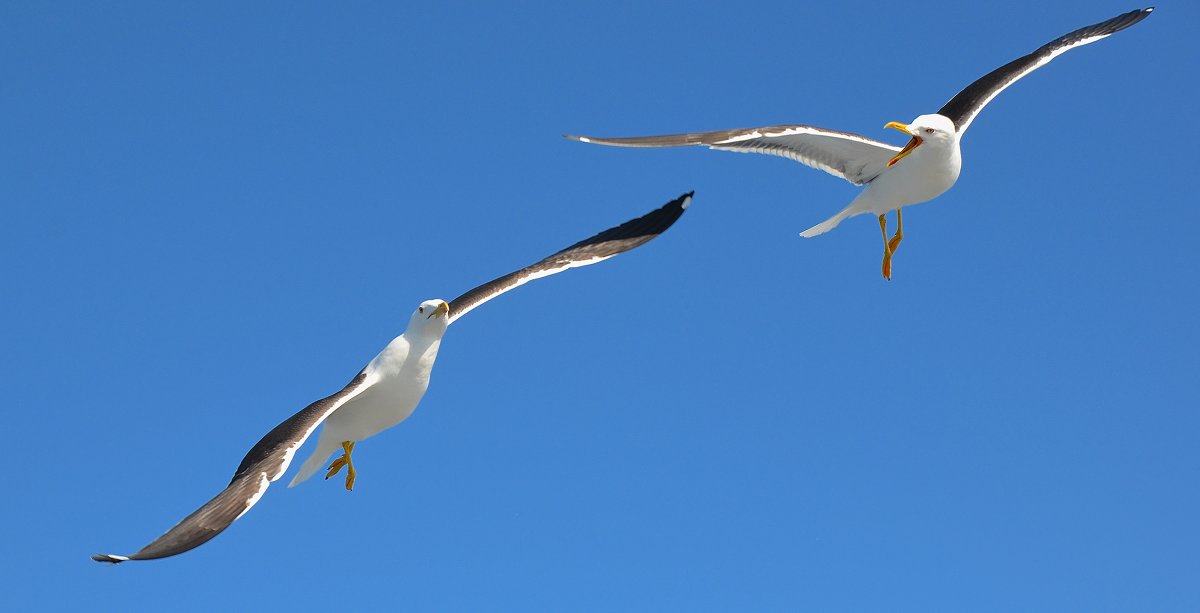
906,114 -> 957,143
883,113 -> 958,167
406,299 -> 450,338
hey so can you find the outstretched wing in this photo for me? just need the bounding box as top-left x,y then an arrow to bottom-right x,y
938,7 -> 1153,136
447,192 -> 691,324
565,126 -> 900,185
91,371 -> 375,564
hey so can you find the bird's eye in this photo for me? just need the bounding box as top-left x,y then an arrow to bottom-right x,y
419,307 -> 424,313
924,128 -> 935,134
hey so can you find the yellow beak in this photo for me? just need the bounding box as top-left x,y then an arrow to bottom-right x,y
884,121 -> 921,168
428,301 -> 450,319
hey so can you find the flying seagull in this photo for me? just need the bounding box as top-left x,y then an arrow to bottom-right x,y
92,192 -> 692,564
565,7 -> 1152,279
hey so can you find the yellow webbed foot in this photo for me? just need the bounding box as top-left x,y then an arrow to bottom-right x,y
324,440 -> 357,491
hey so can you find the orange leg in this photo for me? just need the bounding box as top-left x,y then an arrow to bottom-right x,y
888,208 -> 904,253
879,214 -> 893,281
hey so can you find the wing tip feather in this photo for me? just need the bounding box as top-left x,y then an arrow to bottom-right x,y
680,192 -> 693,210
91,553 -> 131,564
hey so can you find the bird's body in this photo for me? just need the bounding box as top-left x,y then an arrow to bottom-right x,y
566,7 -> 1153,278
289,308 -> 445,487
801,114 -> 962,238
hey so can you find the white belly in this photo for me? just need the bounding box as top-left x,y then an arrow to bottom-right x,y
323,375 -> 429,442
856,145 -> 962,215
323,335 -> 441,442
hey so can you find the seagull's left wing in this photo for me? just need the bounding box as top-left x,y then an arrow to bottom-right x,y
566,126 -> 899,185
446,192 -> 691,324
91,370 -> 376,564
938,7 -> 1153,136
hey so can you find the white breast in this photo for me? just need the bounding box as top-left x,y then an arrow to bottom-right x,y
322,334 -> 442,442
857,140 -> 962,215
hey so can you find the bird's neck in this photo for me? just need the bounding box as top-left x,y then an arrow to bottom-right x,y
404,330 -> 444,352
414,326 -> 449,363
919,137 -> 959,160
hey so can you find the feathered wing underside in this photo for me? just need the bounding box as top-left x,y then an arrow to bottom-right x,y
566,126 -> 899,185
938,7 -> 1153,135
91,371 -> 374,563
446,192 -> 692,324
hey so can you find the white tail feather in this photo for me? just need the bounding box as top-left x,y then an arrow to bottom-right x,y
288,437 -> 338,487
799,204 -> 859,238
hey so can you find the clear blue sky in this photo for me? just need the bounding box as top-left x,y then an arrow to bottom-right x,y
3,1 -> 1196,610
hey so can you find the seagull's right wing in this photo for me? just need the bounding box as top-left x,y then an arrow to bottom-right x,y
447,192 -> 691,324
937,7 -> 1153,136
565,126 -> 900,185
91,370 -> 375,564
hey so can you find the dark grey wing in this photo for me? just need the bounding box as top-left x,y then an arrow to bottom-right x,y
90,471 -> 272,564
91,371 -> 374,564
938,7 -> 1153,135
447,192 -> 692,324
566,126 -> 899,185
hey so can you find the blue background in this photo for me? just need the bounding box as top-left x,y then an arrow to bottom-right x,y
2,1 -> 1195,610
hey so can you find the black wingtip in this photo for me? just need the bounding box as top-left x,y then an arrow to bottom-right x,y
550,190 -> 694,256
625,191 -> 693,232
675,191 -> 695,210
653,191 -> 694,226
92,553 -> 130,564
1118,7 -> 1154,27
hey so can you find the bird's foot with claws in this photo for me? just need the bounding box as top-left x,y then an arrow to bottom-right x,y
325,440 -> 357,491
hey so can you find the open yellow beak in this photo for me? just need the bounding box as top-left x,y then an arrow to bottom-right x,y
885,121 -> 921,167
428,301 -> 450,319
